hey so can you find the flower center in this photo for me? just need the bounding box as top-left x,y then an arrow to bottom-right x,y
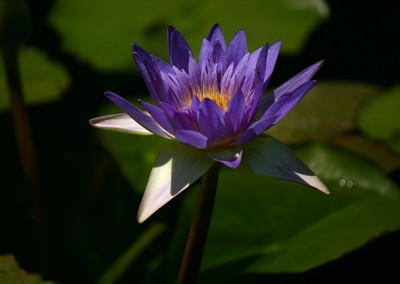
186,84 -> 230,111
197,89 -> 230,111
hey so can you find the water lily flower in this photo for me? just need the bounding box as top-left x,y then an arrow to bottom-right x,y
90,24 -> 329,223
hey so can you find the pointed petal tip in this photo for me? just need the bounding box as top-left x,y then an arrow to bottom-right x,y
104,90 -> 116,97
168,24 -> 177,34
136,143 -> 214,225
208,147 -> 243,169
88,118 -> 96,126
294,172 -> 330,194
313,59 -> 325,71
137,211 -> 148,224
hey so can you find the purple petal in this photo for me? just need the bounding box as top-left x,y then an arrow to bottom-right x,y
206,24 -> 226,51
105,91 -> 171,139
224,29 -> 248,67
175,129 -> 209,149
258,60 -> 324,115
242,48 -> 262,94
233,52 -> 250,85
168,25 -> 193,72
234,81 -> 317,146
139,100 -> 180,134
199,39 -> 224,66
133,44 -> 170,104
264,40 -> 281,83
240,70 -> 264,128
256,43 -> 269,87
191,95 -> 201,112
199,39 -> 213,67
188,55 -> 201,88
132,44 -> 161,104
208,147 -> 243,168
197,98 -> 226,143
224,89 -> 245,135
173,111 -> 197,131
151,55 -> 174,75
242,134 -> 329,194
260,80 -> 317,128
160,102 -> 197,131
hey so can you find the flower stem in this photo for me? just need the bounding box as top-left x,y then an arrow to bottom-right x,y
177,163 -> 220,284
2,47 -> 45,240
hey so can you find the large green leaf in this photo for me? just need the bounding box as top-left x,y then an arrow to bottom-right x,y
49,0 -> 328,71
357,85 -> 400,140
267,81 -> 381,144
171,143 -> 400,281
0,47 -> 70,111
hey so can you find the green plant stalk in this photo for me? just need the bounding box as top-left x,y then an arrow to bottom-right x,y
177,163 -> 220,284
96,223 -> 166,284
2,47 -> 44,239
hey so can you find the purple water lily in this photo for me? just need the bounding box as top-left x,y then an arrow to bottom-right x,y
90,24 -> 329,223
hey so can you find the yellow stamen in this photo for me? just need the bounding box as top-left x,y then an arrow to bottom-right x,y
186,85 -> 230,111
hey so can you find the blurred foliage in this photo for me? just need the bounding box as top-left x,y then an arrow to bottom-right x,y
268,80 -> 381,143
0,47 -> 69,111
389,131 -> 400,155
1,0 -> 400,283
357,85 -> 400,141
0,0 -> 32,48
48,0 -> 328,71
0,255 -> 53,284
96,223 -> 165,284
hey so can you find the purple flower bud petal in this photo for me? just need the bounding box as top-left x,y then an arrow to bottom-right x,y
242,134 -> 329,194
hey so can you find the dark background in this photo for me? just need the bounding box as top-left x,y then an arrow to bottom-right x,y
1,0 -> 400,283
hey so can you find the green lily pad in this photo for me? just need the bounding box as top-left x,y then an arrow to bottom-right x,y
267,81 -> 382,144
49,0 -> 328,72
333,134 -> 400,173
169,143 -> 400,281
0,47 -> 70,111
357,85 -> 400,141
389,131 -> 400,155
0,254 -> 53,284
